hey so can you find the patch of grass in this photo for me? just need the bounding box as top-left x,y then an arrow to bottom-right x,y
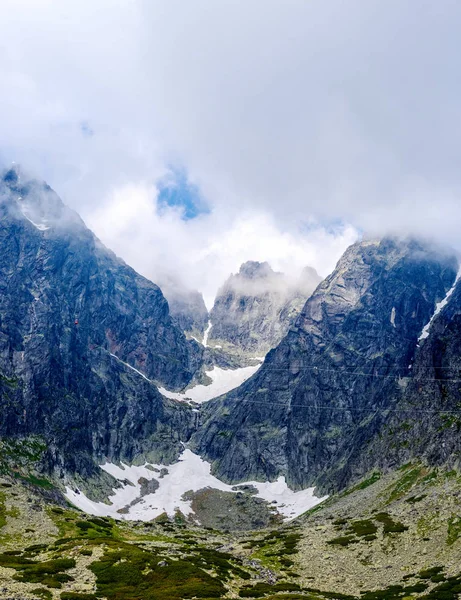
32,589 -> 52,600
419,572 -> 461,600
349,520 -> 378,537
90,540 -> 226,599
387,466 -> 424,502
60,594 -> 97,600
0,554 -> 76,589
405,495 -> 427,504
238,582 -> 301,598
17,473 -> 54,489
418,566 -> 445,579
75,517 -> 115,539
359,582 -> 428,600
0,491 -> 6,529
447,515 -> 461,546
345,472 -> 381,496
326,535 -> 359,547
374,512 -> 408,534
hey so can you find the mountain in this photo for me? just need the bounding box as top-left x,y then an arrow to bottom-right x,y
208,260 -> 322,355
0,166 -> 202,480
194,238 -> 459,492
363,266 -> 461,471
157,278 -> 209,339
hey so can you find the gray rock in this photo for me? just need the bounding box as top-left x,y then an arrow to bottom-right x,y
194,238 -> 459,493
209,260 -> 321,355
0,166 -> 201,480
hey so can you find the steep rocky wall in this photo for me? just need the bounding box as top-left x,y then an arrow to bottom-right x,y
0,167 -> 201,477
194,239 -> 459,492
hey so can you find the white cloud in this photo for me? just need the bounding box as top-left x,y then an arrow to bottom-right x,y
88,183 -> 356,306
1,0 -> 461,300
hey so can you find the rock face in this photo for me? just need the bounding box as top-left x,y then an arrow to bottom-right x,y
194,238 -> 459,492
0,167 -> 201,478
209,261 -> 322,355
159,278 -> 209,339
363,266 -> 461,474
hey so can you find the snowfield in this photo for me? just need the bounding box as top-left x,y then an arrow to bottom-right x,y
158,363 -> 261,404
418,268 -> 461,341
65,449 -> 327,522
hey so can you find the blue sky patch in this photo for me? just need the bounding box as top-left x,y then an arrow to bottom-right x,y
80,121 -> 94,137
157,167 -> 209,220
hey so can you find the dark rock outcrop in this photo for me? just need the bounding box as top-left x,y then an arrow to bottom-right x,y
194,239 -> 459,492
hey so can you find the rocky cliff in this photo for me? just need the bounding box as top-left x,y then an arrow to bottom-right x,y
158,278 -> 209,339
208,261 -> 322,355
0,166 -> 201,479
194,238 -> 459,492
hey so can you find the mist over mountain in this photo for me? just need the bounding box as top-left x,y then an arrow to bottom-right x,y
4,3 -> 461,597
209,260 -> 322,355
156,277 -> 209,339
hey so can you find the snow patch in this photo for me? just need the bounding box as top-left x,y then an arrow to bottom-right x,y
109,353 -> 152,383
108,351 -> 259,406
159,363 -> 261,404
202,320 -> 212,347
16,199 -> 51,231
390,307 -> 396,327
418,269 -> 461,341
64,449 -> 326,522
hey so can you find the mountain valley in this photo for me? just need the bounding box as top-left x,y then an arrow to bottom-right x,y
1,169 -> 461,599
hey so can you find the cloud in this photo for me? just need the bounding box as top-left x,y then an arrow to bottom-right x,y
1,0 -> 461,300
88,182 -> 356,307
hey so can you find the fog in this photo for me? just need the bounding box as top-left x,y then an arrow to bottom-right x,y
1,1 -> 461,303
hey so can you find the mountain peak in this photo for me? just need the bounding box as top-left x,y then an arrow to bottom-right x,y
238,260 -> 274,279
3,164 -> 20,184
1,166 -> 84,232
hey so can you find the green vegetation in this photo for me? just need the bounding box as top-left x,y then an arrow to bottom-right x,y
359,582 -> 428,600
32,589 -> 52,600
60,594 -> 97,600
0,491 -> 6,529
405,494 -> 427,504
447,515 -> 461,545
328,512 -> 408,546
344,472 -> 381,495
0,436 -> 48,482
374,512 -> 408,534
349,520 -> 378,537
238,582 -> 301,597
327,535 -> 359,547
15,473 -> 54,489
387,465 -> 425,502
418,566 -> 445,580
0,373 -> 19,388
89,541 -> 227,599
0,554 -> 75,588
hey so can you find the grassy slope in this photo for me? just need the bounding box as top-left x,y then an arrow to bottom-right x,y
0,462 -> 461,599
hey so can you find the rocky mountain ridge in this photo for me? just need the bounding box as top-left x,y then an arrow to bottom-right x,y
194,238 -> 460,492
2,166 -> 461,521
208,260 -> 322,355
0,166 -> 202,481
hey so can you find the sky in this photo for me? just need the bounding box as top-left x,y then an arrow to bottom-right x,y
1,1 -> 461,306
